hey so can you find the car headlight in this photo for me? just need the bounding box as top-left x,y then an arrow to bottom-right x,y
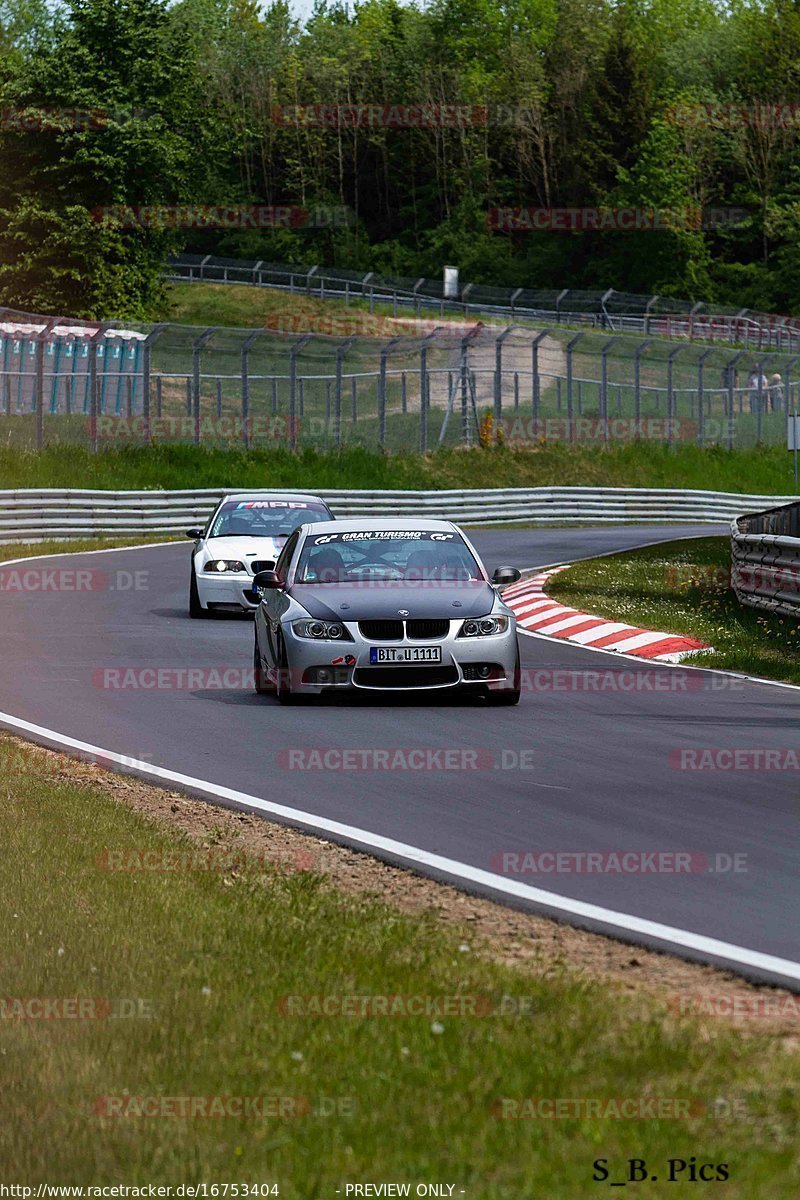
204,560 -> 246,573
457,615 -> 510,637
292,619 -> 353,641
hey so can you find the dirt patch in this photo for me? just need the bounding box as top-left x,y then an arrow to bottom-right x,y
7,731 -> 798,1045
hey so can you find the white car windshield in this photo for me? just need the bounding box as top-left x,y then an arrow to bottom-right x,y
296,531 -> 481,583
210,501 -> 331,539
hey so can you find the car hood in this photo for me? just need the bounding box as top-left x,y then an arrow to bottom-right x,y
288,580 -> 497,621
204,536 -> 286,563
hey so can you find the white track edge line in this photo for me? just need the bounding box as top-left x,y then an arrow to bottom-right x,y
1,708 -> 799,985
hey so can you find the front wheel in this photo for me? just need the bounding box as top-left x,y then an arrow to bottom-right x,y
189,567 -> 209,619
276,632 -> 302,706
486,649 -> 521,706
253,634 -> 274,695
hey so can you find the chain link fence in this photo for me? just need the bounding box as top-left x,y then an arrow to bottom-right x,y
1,304 -> 798,453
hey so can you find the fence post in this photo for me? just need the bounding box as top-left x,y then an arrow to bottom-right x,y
239,331 -> 261,449
494,327 -> 514,437
289,334 -> 310,451
460,335 -> 471,445
565,332 -> 586,443
600,337 -> 615,441
666,346 -> 687,448
35,320 -> 57,450
644,295 -> 659,336
142,324 -> 166,446
419,329 -> 439,454
725,350 -> 746,451
633,338 -> 652,438
379,337 -> 401,447
334,338 -> 355,447
696,348 -> 713,448
35,334 -> 45,450
192,328 -> 217,446
89,329 -> 102,453
531,330 -> 549,440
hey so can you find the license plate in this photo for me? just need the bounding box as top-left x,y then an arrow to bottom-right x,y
369,646 -> 442,664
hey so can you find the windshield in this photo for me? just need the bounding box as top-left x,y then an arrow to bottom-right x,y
210,500 -> 331,539
296,530 -> 482,583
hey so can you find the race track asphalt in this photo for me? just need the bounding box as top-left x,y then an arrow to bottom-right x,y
2,523 -> 798,989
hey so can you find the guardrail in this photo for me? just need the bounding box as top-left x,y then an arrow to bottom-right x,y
731,500 -> 800,617
0,487 -> 793,544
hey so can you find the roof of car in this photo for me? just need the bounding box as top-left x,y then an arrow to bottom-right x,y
219,492 -> 329,505
301,517 -> 458,533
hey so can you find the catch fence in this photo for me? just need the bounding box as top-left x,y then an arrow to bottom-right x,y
1,307 -> 798,453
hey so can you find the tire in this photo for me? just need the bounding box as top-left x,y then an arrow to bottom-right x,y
189,567 -> 207,619
253,634 -> 274,695
276,632 -> 302,706
486,649 -> 521,706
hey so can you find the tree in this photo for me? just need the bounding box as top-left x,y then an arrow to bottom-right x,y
0,0 -> 218,316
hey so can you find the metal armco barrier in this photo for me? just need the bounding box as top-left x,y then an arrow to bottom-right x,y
0,487 -> 793,544
732,500 -> 800,617
166,254 -> 800,354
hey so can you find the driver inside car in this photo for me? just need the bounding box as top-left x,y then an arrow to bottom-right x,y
305,546 -> 345,583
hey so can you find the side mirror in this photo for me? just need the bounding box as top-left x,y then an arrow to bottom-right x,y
492,566 -> 521,586
253,570 -> 283,590
186,528 -> 203,540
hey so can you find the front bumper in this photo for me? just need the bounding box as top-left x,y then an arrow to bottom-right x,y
281,620 -> 518,694
197,571 -> 260,612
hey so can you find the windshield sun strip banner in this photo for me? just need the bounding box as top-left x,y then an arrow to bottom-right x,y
310,531 -> 458,544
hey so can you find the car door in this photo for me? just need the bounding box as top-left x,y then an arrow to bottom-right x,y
259,530 -> 300,668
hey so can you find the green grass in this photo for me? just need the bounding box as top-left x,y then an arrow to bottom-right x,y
549,536 -> 800,685
1,441 -> 800,494
0,535 -> 181,563
1,734 -> 798,1193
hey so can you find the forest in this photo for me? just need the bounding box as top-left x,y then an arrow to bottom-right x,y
1,0 -> 800,318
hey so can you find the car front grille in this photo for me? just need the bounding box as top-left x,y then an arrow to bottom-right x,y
354,665 -> 459,690
358,619 -> 450,641
406,619 -> 450,639
250,560 -> 276,574
358,620 -> 404,640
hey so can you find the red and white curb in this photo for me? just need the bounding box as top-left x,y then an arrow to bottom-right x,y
504,568 -> 710,663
